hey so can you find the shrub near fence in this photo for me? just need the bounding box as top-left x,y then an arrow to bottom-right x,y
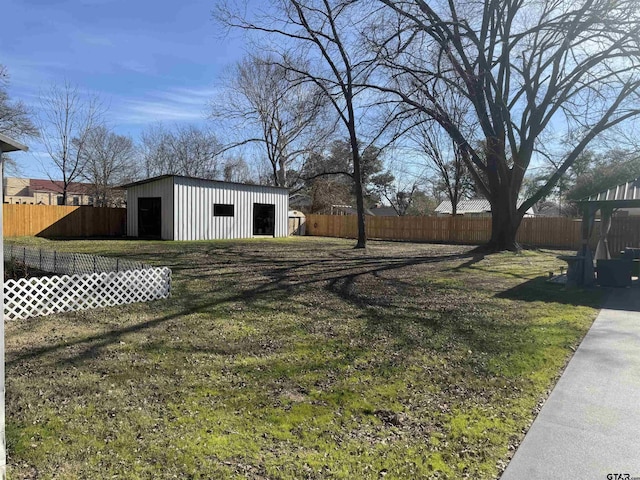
3,204 -> 126,237
3,245 -> 171,321
305,214 -> 640,252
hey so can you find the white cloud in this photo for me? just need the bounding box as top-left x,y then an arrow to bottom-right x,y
114,86 -> 217,125
121,102 -> 205,123
119,60 -> 154,74
153,87 -> 220,106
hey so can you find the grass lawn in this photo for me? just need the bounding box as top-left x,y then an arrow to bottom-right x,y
4,236 -> 602,479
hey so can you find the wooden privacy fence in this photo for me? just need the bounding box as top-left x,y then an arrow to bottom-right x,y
305,214 -> 640,252
3,204 -> 126,237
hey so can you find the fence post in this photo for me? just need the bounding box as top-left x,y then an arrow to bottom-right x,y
93,256 -> 96,273
23,246 -> 26,266
53,251 -> 57,273
73,254 -> 76,275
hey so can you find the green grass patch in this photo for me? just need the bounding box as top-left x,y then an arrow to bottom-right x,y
4,237 -> 602,479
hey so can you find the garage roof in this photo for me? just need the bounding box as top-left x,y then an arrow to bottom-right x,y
120,174 -> 289,191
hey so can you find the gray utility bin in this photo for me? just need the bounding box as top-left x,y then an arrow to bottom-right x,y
596,259 -> 632,287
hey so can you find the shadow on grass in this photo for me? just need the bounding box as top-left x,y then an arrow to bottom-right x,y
6,250 -> 477,368
450,253 -> 487,271
5,245 -> 596,384
331,274 -> 590,368
496,276 -> 604,308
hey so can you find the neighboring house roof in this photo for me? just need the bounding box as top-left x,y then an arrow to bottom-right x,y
534,202 -> 562,217
120,174 -> 289,191
29,179 -> 94,195
579,177 -> 640,206
435,198 -> 536,216
331,205 -> 375,215
435,198 -> 491,215
369,206 -> 398,216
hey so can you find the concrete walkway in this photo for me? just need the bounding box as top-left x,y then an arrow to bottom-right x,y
501,287 -> 640,480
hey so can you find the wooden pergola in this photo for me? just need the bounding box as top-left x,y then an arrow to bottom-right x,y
574,177 -> 640,286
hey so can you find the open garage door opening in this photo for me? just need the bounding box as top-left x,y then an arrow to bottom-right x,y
138,197 -> 162,238
253,203 -> 275,236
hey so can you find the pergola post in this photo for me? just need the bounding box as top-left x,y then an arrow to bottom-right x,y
573,177 -> 640,287
595,207 -> 613,261
579,204 -> 596,286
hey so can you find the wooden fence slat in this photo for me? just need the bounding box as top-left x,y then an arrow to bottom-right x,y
3,204 -> 126,238
305,214 -> 640,251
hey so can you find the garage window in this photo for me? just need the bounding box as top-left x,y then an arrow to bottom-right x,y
214,203 -> 234,217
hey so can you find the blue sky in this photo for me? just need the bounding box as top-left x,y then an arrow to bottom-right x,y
2,0 -> 245,178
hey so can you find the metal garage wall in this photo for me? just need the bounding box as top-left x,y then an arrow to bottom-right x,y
126,177 -> 175,239
173,177 -> 289,240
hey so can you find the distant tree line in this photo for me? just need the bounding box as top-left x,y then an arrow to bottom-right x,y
214,0 -> 640,250
6,0 -> 640,251
0,70 -> 254,207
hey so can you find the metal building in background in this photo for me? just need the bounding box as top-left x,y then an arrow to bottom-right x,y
122,175 -> 289,240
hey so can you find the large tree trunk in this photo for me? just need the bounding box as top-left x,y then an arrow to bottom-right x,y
350,136 -> 366,249
487,198 -> 523,252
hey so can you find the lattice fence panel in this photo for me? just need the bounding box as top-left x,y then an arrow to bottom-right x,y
4,267 -> 171,321
4,245 -> 147,275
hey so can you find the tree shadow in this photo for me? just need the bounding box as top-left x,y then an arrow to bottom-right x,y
496,276 -> 605,308
5,241 -> 594,385
6,248 -> 479,369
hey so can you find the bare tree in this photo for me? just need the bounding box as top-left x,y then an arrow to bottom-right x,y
216,0 -> 392,248
39,82 -> 103,205
79,126 -> 136,206
0,65 -> 39,194
371,0 -> 640,250
140,123 -> 172,178
211,55 -> 331,189
140,123 -> 222,179
308,177 -> 352,213
410,119 -> 474,216
0,65 -> 38,140
169,124 -> 222,178
222,156 -> 252,183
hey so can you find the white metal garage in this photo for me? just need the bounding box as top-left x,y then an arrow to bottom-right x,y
123,175 -> 289,240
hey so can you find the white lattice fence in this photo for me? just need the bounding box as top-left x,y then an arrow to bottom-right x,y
4,267 -> 171,320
